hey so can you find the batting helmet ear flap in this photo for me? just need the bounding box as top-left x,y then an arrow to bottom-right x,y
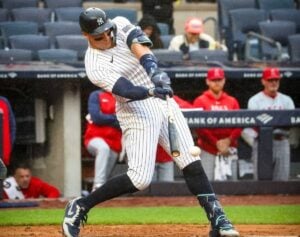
110,21 -> 117,45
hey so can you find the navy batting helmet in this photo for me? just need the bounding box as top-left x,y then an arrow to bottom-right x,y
79,7 -> 114,35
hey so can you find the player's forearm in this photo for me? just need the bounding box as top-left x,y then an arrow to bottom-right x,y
131,43 -> 153,60
112,77 -> 149,100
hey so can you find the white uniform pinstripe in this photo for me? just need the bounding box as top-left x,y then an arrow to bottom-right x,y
85,17 -> 199,190
248,91 -> 295,180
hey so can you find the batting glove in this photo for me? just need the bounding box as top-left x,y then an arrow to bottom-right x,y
148,87 -> 173,100
150,69 -> 171,88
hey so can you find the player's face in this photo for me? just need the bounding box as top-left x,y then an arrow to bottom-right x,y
262,79 -> 280,94
14,168 -> 31,189
186,32 -> 200,44
85,29 -> 114,50
206,78 -> 225,94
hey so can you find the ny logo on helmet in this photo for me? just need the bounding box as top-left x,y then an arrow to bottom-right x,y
97,18 -> 104,26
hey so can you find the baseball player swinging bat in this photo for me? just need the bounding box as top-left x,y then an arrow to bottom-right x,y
166,95 -> 180,157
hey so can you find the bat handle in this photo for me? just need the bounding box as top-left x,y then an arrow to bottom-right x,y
166,95 -> 174,120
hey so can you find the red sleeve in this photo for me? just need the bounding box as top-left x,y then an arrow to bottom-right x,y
173,95 -> 193,108
156,145 -> 172,163
2,190 -> 8,199
196,128 -> 219,146
31,177 -> 60,198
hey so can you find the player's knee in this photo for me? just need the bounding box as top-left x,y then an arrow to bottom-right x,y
138,177 -> 152,190
127,171 -> 152,190
96,142 -> 110,155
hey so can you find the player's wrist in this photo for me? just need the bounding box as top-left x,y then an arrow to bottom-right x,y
140,54 -> 158,76
148,88 -> 155,97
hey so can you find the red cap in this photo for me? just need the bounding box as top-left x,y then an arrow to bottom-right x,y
262,67 -> 281,80
185,17 -> 203,34
207,67 -> 225,80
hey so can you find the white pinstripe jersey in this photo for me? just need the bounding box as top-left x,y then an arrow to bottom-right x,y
83,16 -> 198,189
84,16 -> 153,105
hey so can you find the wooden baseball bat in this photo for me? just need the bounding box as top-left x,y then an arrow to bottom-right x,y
166,95 -> 180,157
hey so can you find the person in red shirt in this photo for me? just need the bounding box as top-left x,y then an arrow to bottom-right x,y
84,90 -> 122,192
0,96 -> 16,167
193,68 -> 241,181
154,95 -> 194,182
0,96 -> 16,199
3,162 -> 60,199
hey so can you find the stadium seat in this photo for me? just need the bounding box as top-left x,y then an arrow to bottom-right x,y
44,22 -> 82,48
217,0 -> 257,41
259,20 -> 296,61
104,8 -> 137,24
152,49 -> 183,63
9,35 -> 50,60
0,21 -> 39,48
1,0 -> 38,11
157,22 -> 170,36
38,49 -> 78,63
257,0 -> 296,16
43,0 -> 82,9
54,7 -> 84,22
160,35 -> 174,49
55,35 -> 88,61
270,9 -> 300,33
288,34 -> 300,62
12,8 -> 52,32
0,49 -> 33,63
228,9 -> 267,60
189,49 -> 229,63
0,9 -> 9,22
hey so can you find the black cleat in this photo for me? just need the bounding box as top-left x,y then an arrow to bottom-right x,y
62,197 -> 88,237
210,214 -> 240,237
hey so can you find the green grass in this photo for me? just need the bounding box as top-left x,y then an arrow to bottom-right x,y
0,205 -> 299,226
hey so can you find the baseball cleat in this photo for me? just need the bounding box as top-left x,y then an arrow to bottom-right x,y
210,214 -> 240,237
62,197 -> 88,237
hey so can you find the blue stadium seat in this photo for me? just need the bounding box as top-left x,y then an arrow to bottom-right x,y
189,49 -> 228,63
152,49 -> 183,63
55,35 -> 88,61
160,35 -> 174,49
54,7 -> 84,22
288,34 -> 300,62
257,0 -> 296,16
44,22 -> 82,48
104,8 -> 137,24
44,0 -> 82,9
9,35 -> 50,60
38,49 -> 78,63
157,22 -> 170,35
228,8 -> 267,60
0,21 -> 39,48
0,9 -> 9,22
0,49 -> 33,63
270,9 -> 300,33
259,20 -> 296,61
217,0 -> 257,41
12,8 -> 52,32
2,0 -> 38,11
